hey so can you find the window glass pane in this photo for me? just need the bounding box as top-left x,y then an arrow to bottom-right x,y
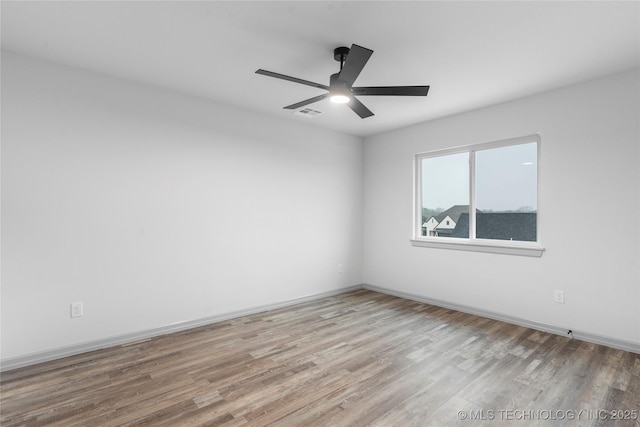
421,152 -> 469,238
475,142 -> 537,241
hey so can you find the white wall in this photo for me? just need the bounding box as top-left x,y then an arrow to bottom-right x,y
1,52 -> 363,361
2,50 -> 638,366
363,69 -> 640,344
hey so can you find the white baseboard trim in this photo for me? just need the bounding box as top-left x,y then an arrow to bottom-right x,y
0,285 -> 362,372
362,284 -> 640,355
4,283 -> 637,372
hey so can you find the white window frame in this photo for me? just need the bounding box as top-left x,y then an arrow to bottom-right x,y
411,134 -> 544,257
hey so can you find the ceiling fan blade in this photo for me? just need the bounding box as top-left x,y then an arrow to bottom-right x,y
283,94 -> 329,110
256,69 -> 329,90
337,44 -> 373,87
352,86 -> 430,96
348,97 -> 374,119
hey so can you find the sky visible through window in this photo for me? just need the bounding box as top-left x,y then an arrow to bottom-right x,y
421,143 -> 537,213
476,143 -> 537,212
421,152 -> 469,211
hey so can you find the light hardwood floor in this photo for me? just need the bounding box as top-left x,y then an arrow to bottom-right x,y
1,290 -> 639,426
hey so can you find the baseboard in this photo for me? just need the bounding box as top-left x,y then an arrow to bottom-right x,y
4,283 -> 637,372
362,284 -> 640,355
0,285 -> 362,372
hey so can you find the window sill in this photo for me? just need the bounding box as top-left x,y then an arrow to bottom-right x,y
410,238 -> 545,257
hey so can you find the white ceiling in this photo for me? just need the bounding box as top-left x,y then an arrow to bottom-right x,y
2,1 -> 639,137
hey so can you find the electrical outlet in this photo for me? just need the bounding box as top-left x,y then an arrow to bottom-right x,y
338,264 -> 343,273
71,302 -> 84,318
554,290 -> 565,304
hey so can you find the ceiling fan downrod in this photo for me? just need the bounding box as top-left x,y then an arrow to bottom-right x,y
334,46 -> 350,71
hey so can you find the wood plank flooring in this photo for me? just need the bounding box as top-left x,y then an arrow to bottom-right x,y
1,290 -> 639,426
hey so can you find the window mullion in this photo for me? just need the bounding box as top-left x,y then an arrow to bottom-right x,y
415,156 -> 423,237
469,150 -> 476,240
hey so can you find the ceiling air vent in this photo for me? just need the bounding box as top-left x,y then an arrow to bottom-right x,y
293,107 -> 323,118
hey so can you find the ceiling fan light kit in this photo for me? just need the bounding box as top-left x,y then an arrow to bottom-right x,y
329,93 -> 350,104
256,44 -> 430,119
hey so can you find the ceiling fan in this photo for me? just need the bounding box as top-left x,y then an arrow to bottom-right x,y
256,44 -> 430,119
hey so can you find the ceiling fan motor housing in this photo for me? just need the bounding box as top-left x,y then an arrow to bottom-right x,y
329,72 -> 352,102
330,72 -> 349,89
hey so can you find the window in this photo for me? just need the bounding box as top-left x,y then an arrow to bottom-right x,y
412,134 -> 544,257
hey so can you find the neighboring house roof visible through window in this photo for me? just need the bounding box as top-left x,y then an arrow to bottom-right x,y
451,212 -> 537,242
433,205 -> 470,224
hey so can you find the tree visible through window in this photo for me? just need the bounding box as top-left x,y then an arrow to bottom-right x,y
416,135 -> 539,243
